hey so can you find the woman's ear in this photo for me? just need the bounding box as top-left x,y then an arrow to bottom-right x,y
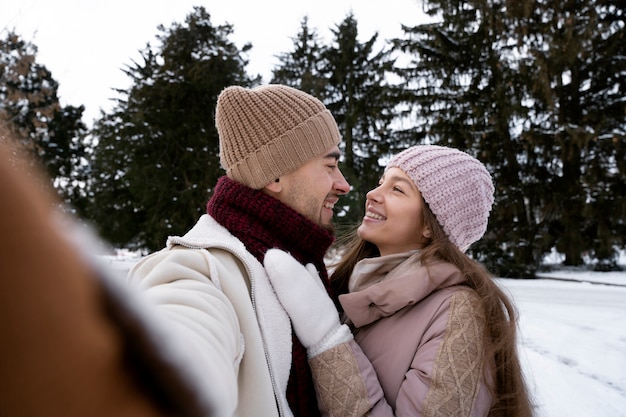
422,226 -> 433,239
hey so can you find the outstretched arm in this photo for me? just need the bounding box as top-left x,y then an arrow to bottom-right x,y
0,142 -> 215,417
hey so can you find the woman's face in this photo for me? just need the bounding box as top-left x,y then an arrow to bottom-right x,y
357,167 -> 431,256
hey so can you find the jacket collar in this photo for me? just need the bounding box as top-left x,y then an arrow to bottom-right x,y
339,252 -> 466,327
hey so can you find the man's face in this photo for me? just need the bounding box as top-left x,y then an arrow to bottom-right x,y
266,145 -> 350,231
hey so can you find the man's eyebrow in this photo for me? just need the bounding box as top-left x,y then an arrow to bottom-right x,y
324,151 -> 341,161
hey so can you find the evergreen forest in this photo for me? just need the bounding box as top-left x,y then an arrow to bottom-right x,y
1,1 -> 624,277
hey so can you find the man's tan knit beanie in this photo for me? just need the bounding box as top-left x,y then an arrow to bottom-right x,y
215,84 -> 341,189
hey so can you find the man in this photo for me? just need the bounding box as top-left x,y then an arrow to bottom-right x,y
127,84 -> 353,417
0,122 -> 215,417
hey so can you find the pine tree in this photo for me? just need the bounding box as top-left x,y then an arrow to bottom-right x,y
272,14 -> 402,226
0,30 -> 87,204
271,16 -> 328,99
510,0 -> 626,268
393,1 -> 547,276
393,0 -> 625,275
322,14 -> 401,225
85,7 -> 257,250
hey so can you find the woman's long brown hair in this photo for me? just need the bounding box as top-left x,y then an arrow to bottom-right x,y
330,202 -> 534,417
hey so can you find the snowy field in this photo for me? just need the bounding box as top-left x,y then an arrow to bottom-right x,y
501,275 -> 626,417
104,254 -> 626,417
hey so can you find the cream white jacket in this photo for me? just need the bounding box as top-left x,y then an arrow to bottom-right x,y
127,215 -> 293,417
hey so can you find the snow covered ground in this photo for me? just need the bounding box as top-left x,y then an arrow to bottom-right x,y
105,253 -> 626,417
500,275 -> 626,417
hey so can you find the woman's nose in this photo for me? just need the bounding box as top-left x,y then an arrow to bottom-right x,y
365,187 -> 381,203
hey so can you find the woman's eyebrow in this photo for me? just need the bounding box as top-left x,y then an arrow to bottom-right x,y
381,174 -> 418,191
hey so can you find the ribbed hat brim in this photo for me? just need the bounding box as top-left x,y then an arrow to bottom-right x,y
227,110 -> 340,189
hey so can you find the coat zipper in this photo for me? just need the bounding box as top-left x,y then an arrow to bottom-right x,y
167,238 -> 285,416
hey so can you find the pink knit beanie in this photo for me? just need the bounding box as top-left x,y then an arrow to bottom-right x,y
387,145 -> 494,251
215,84 -> 341,189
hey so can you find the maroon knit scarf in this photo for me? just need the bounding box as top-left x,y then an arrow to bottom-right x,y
206,176 -> 335,417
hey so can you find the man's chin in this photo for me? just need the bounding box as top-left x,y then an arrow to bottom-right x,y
321,221 -> 336,234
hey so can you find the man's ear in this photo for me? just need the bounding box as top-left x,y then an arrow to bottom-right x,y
263,178 -> 282,194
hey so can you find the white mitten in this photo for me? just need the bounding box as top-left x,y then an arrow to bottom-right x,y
264,249 -> 352,358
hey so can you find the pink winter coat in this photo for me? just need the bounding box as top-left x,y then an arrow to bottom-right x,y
339,251 -> 494,417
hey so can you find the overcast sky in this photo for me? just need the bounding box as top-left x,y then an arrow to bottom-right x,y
2,0 -> 429,124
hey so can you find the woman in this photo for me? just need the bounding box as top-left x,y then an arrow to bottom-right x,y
264,145 -> 534,417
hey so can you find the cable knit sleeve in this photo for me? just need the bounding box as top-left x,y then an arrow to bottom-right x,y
309,340 -> 393,417
398,290 -> 488,417
306,290 -> 490,417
